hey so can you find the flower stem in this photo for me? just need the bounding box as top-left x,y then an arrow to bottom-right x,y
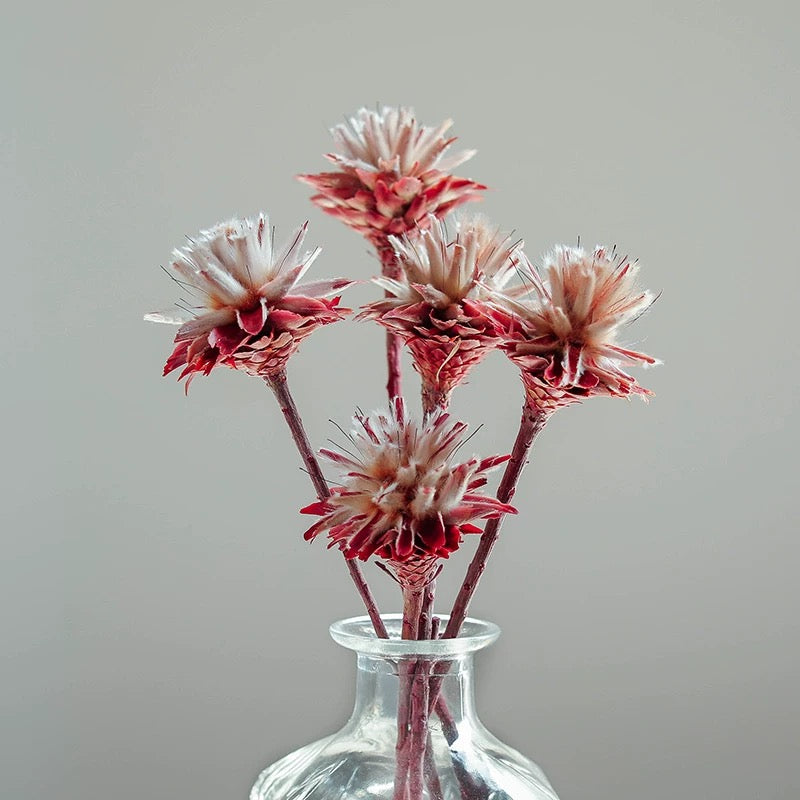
419,579 -> 436,639
409,661 -> 430,799
266,371 -> 329,502
423,731 -> 444,800
265,371 -> 387,639
444,403 -> 549,639
417,585 -> 448,800
395,580 -> 432,800
377,241 -> 403,403
394,585 -> 421,800
401,585 -> 425,641
345,561 -> 388,640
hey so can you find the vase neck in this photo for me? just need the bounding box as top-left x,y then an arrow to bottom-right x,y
352,652 -> 478,730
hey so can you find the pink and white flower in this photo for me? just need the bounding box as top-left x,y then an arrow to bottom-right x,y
301,398 -> 515,580
298,106 -> 486,249
145,214 -> 352,388
492,245 -> 659,413
360,214 -> 524,413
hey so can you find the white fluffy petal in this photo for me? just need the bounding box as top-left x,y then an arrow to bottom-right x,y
327,107 -> 475,176
143,308 -> 195,325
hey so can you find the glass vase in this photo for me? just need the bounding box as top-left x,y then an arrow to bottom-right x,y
251,614 -> 560,800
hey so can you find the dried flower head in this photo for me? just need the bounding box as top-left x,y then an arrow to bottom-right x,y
145,214 -> 352,388
301,399 -> 515,584
493,245 -> 659,413
360,214 -> 524,413
298,106 -> 486,248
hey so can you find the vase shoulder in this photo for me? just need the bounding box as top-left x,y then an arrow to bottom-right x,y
251,732 -> 560,800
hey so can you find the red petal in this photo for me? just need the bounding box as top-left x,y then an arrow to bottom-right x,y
578,370 -> 600,388
460,523 -> 483,534
302,518 -> 329,542
208,324 -> 248,356
300,500 -> 330,516
163,340 -> 190,376
419,514 -> 446,554
236,303 -> 267,335
477,454 -> 511,471
444,525 -> 463,552
395,523 -> 414,559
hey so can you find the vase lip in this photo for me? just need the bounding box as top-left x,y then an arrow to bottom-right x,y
329,614 -> 501,657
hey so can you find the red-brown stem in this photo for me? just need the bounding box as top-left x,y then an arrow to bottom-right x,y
399,585 -> 478,800
419,579 -> 436,639
386,331 -> 403,403
418,586 -> 450,800
396,578 -> 436,800
394,583 -> 424,799
394,659 -> 416,793
393,676 -> 412,800
265,371 -> 387,639
444,403 -> 549,639
346,560 -> 388,639
377,241 -> 403,403
409,662 -> 430,799
266,371 -> 329,502
423,732 -> 444,800
401,585 -> 425,640
396,662 -> 412,755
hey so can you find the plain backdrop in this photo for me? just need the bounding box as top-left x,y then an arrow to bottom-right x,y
3,1 -> 799,798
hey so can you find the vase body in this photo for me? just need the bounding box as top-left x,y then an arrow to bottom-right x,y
251,615 -> 560,800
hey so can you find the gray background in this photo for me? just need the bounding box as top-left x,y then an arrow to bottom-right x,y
3,0 -> 798,798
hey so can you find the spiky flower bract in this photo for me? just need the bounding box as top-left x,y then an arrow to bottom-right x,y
360,214 -> 524,413
145,214 -> 352,388
301,398 -> 515,585
493,245 -> 659,413
298,107 -> 486,249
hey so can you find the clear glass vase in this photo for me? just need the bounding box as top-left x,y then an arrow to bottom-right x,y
251,615 -> 560,800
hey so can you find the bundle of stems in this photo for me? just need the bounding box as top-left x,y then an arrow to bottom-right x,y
264,246 -> 549,800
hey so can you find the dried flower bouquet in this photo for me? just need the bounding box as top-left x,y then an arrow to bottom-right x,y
146,106 -> 659,800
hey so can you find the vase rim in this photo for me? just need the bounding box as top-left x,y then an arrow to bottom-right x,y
329,614 -> 501,657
